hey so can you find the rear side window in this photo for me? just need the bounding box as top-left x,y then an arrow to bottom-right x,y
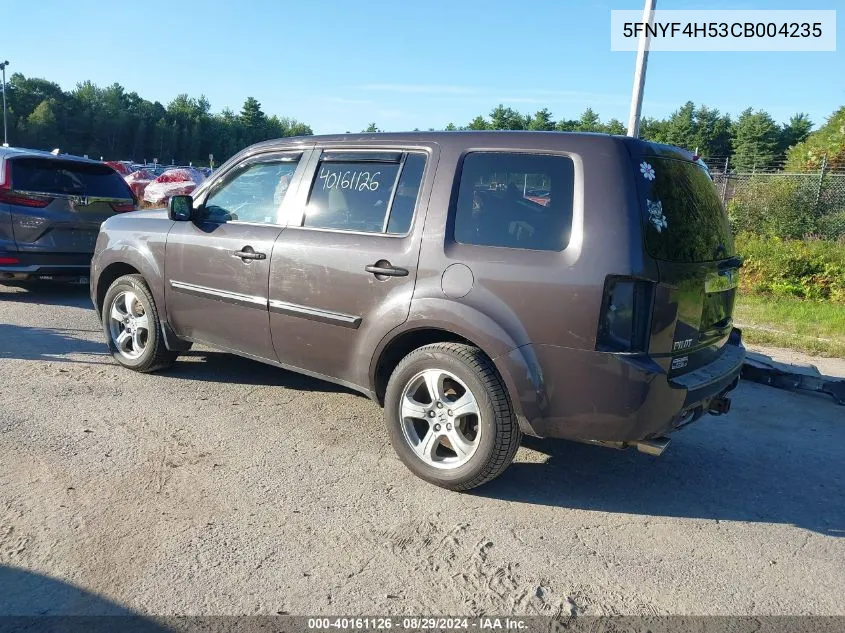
303,152 -> 426,234
454,152 -> 575,251
635,156 -> 735,262
11,158 -> 133,199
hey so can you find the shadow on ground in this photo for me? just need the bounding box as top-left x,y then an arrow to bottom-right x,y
0,283 -> 91,308
0,324 -> 107,362
164,350 -> 357,395
0,565 -> 168,630
479,388 -> 845,537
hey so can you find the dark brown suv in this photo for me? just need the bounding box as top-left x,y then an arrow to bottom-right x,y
90,132 -> 744,490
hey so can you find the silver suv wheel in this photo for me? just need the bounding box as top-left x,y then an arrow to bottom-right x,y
107,290 -> 150,360
399,369 -> 482,469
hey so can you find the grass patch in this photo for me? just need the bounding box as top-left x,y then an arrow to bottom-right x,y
734,292 -> 845,357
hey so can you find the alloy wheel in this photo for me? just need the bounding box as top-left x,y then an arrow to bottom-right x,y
399,369 -> 482,469
107,290 -> 150,360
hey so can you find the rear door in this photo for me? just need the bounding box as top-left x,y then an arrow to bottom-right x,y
632,151 -> 740,374
268,146 -> 432,385
2,157 -> 133,254
164,151 -> 307,361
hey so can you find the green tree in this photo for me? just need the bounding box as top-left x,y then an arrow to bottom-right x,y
786,107 -> 845,172
779,113 -> 813,154
467,115 -> 489,130
527,108 -> 555,131
489,104 -> 527,130
662,101 -> 697,149
26,99 -> 58,148
692,105 -> 732,157
605,118 -> 626,135
732,108 -> 781,170
640,116 -> 669,143
445,122 -> 458,131
554,118 -> 578,132
239,96 -> 266,139
574,108 -> 601,132
363,122 -> 380,133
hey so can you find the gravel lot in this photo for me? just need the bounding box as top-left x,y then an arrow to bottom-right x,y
1,283 -> 843,617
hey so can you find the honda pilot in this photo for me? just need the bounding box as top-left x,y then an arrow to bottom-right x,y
89,132 -> 744,490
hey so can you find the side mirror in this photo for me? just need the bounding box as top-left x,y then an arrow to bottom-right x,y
168,195 -> 193,221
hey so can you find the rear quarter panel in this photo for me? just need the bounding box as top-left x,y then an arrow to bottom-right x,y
411,134 -> 651,354
400,135 -> 657,429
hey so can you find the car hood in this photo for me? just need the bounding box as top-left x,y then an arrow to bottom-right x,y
99,207 -> 173,235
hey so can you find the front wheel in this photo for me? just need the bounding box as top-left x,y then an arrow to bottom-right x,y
385,343 -> 521,491
102,274 -> 178,372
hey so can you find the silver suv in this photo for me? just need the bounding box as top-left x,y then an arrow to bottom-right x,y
0,147 -> 135,283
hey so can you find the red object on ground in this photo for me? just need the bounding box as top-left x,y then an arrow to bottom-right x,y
143,168 -> 206,206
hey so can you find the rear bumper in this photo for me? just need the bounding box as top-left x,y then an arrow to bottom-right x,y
0,251 -> 92,281
496,333 -> 745,442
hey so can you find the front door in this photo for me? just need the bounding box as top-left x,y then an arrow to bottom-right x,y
268,147 -> 433,385
164,151 -> 307,361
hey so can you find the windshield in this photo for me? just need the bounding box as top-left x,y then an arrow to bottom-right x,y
634,156 -> 734,262
11,158 -> 133,199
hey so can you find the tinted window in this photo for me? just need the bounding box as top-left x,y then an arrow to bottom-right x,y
454,153 -> 574,251
635,156 -> 734,262
11,158 -> 133,199
202,158 -> 299,224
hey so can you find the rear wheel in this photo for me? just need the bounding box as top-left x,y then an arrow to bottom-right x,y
102,274 -> 177,372
385,343 -> 521,491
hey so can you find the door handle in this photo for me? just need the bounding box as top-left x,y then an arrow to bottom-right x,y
365,263 -> 408,277
233,249 -> 266,260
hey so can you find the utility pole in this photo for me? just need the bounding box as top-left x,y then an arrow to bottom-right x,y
0,60 -> 9,147
626,0 -> 657,137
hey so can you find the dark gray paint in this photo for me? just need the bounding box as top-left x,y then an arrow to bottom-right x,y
91,131 -> 744,443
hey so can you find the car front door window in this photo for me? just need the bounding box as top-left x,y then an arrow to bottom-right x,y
202,158 -> 300,224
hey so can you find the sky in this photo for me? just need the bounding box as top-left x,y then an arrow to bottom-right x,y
1,0 -> 842,134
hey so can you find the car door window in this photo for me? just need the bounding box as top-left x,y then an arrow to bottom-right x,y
201,157 -> 300,224
302,152 -> 426,234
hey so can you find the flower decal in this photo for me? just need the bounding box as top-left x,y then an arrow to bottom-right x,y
647,199 -> 668,233
640,161 -> 655,181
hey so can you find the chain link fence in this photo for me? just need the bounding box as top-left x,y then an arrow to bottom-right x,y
704,159 -> 845,241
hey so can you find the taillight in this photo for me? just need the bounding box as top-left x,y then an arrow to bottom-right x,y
0,189 -> 53,207
0,257 -> 21,265
0,160 -> 53,208
110,201 -> 135,213
596,277 -> 654,353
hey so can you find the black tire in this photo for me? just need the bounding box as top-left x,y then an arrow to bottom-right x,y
385,342 -> 521,491
101,274 -> 178,372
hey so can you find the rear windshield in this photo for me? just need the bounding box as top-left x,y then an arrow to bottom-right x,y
634,156 -> 734,262
11,158 -> 133,199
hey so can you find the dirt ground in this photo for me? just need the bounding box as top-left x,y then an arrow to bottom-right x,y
1,283 -> 843,616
